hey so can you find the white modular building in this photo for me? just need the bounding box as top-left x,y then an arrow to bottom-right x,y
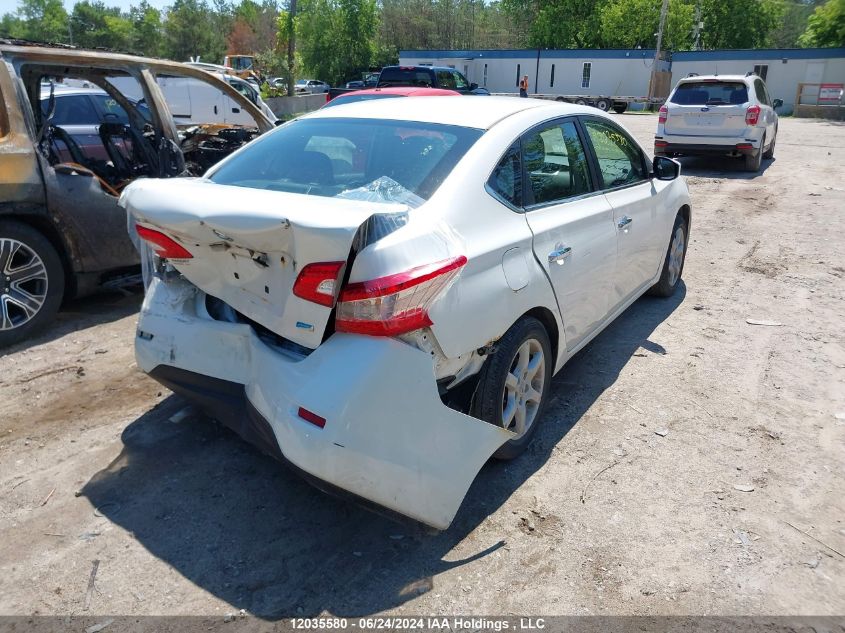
398,49 -> 668,97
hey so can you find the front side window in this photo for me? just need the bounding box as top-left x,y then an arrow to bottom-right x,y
437,70 -> 457,89
583,119 -> 647,189
488,141 -> 522,207
581,62 -> 591,89
451,71 -> 468,90
208,118 -> 483,207
522,119 -> 592,206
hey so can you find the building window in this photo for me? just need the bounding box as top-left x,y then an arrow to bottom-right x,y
550,64 -> 555,88
581,62 -> 591,89
516,64 -> 521,87
753,64 -> 768,80
483,63 -> 488,87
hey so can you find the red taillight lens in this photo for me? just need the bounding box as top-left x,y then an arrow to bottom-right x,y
336,256 -> 467,337
746,104 -> 761,125
135,225 -> 193,259
654,140 -> 668,148
658,105 -> 668,124
293,261 -> 345,307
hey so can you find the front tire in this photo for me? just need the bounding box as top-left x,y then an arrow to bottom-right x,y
472,316 -> 553,460
0,220 -> 64,348
649,213 -> 688,298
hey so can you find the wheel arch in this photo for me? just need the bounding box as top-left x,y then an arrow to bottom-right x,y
678,203 -> 691,234
522,306 -> 560,368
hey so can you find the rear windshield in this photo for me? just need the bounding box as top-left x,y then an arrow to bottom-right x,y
378,68 -> 433,87
323,93 -> 403,108
670,81 -> 749,106
208,117 -> 483,206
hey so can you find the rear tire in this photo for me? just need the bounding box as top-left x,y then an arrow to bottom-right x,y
0,220 -> 64,348
744,135 -> 764,172
612,104 -> 628,114
575,98 -> 587,106
763,130 -> 776,159
471,316 -> 553,460
595,98 -> 611,111
648,212 -> 688,298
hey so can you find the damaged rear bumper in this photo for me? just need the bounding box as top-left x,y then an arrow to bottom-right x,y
136,278 -> 512,530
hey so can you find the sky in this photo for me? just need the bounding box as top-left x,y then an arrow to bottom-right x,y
0,0 -> 172,13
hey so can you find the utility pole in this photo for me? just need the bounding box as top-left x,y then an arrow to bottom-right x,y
692,1 -> 703,51
286,0 -> 297,97
648,0 -> 670,101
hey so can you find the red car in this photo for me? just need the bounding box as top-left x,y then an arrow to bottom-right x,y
323,86 -> 460,108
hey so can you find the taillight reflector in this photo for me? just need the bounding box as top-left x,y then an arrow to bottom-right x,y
658,105 -> 668,124
336,256 -> 467,337
746,104 -> 761,125
135,225 -> 193,259
293,262 -> 345,307
654,140 -> 668,148
736,143 -> 753,150
297,407 -> 326,428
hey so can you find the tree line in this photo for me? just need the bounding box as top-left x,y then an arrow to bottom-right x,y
1,0 -> 843,88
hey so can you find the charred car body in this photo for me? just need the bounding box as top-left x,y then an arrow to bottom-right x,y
0,42 -> 273,347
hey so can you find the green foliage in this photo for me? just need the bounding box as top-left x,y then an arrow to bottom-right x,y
501,0 -> 605,48
15,0 -> 70,43
799,0 -> 845,46
295,0 -> 377,85
697,0 -> 785,49
164,0 -> 228,62
599,0 -> 694,50
129,1 -> 163,57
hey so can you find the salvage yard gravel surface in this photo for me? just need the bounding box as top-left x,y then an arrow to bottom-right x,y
0,113 -> 843,617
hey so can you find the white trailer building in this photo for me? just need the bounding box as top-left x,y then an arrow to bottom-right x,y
398,49 -> 668,98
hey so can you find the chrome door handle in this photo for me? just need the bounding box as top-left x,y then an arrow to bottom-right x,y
548,246 -> 572,264
617,216 -> 633,229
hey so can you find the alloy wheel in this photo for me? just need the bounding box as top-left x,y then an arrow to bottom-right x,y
501,338 -> 546,438
0,238 -> 49,331
667,225 -> 686,287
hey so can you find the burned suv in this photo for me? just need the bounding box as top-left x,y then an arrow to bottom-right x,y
0,42 -> 274,347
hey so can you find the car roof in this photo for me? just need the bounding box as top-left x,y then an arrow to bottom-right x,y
678,75 -> 753,83
305,95 -> 594,130
382,65 -> 459,72
336,87 -> 461,98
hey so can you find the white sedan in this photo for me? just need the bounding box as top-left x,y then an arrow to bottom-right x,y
122,97 -> 691,530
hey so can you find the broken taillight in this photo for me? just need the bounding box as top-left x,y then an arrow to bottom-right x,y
135,225 -> 193,259
335,256 -> 467,336
293,262 -> 345,307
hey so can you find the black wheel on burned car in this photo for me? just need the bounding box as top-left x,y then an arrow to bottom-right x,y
0,220 -> 64,348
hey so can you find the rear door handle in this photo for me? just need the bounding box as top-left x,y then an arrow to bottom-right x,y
617,216 -> 633,229
548,246 -> 572,265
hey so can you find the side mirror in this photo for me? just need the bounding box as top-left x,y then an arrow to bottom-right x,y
469,83 -> 478,91
652,155 -> 680,181
773,98 -> 783,109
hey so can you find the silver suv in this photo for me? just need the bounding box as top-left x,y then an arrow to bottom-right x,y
654,73 -> 782,172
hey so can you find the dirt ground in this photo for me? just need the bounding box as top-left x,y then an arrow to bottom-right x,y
0,113 -> 843,619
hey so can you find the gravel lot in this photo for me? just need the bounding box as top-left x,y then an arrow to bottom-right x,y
0,112 -> 843,619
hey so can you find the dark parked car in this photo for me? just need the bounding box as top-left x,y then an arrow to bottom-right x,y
376,65 -> 490,95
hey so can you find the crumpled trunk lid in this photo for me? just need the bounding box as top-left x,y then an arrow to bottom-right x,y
121,178 -> 405,349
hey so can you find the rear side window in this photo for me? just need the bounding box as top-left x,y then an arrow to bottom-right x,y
754,79 -> 770,106
670,81 -> 749,106
488,141 -> 522,207
44,95 -> 95,125
379,68 -> 433,87
522,119 -> 592,205
209,117 -> 483,207
90,94 -> 130,124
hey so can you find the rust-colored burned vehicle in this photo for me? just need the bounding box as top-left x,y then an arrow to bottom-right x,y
0,42 -> 274,347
